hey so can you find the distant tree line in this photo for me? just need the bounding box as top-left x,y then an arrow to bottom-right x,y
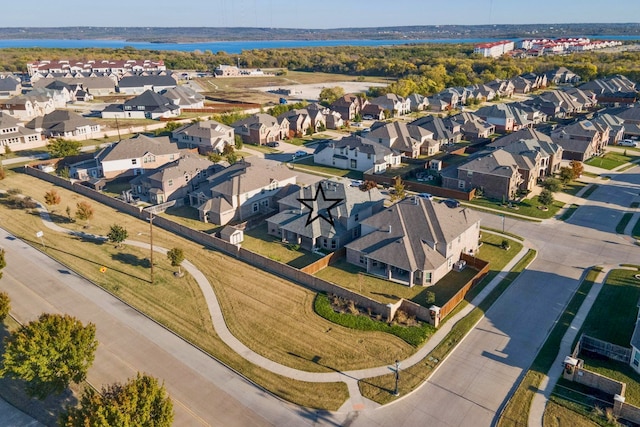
2,44 -> 640,92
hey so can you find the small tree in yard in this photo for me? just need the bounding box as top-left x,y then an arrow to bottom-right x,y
570,160 -> 584,178
59,373 -> 174,427
0,248 -> 5,281
44,189 -> 61,211
107,224 -> 128,248
0,291 -> 9,321
47,138 -> 81,158
425,291 -> 436,305
234,134 -> 243,150
558,167 -> 575,185
75,201 -> 94,227
538,189 -> 554,207
360,180 -> 378,192
1,313 -> 98,399
390,176 -> 406,202
542,177 -> 562,192
167,248 -> 185,277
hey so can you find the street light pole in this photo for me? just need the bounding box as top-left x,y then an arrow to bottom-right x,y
394,360 -> 400,396
501,214 -> 505,233
149,212 -> 154,285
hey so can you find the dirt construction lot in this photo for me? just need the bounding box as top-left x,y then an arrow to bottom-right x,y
253,81 -> 388,102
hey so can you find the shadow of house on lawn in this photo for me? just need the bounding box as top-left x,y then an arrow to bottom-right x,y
0,321 -> 79,426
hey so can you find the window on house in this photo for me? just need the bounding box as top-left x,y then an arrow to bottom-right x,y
131,159 -> 137,165
168,179 -> 173,186
359,255 -> 366,265
252,202 -> 259,213
634,351 -> 640,367
331,240 -> 337,249
458,181 -> 465,189
354,213 -> 359,221
350,159 -> 357,169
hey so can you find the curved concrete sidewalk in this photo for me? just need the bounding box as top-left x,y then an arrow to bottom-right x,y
35,202 -> 532,412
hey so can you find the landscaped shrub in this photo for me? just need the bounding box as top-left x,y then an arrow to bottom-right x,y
314,294 -> 435,346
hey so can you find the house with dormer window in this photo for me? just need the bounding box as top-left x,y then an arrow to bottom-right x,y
313,134 -> 401,174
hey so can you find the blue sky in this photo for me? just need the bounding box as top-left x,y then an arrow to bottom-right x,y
3,0 -> 639,28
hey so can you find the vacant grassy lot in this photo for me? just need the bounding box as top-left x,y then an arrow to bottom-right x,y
585,151 -> 639,170
544,398 -> 601,427
2,169 -> 434,409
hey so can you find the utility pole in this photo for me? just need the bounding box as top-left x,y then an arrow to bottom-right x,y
149,212 -> 154,285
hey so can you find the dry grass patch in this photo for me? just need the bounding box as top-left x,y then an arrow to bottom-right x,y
0,170 -> 429,409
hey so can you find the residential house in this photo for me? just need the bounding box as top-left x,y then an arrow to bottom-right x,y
160,86 -> 205,108
231,113 -> 289,145
369,93 -> 410,117
475,103 -> 532,133
267,177 -> 385,251
486,79 -> 515,98
0,112 -> 45,153
278,109 -> 313,137
117,75 -> 177,95
521,72 -> 548,89
313,134 -> 401,174
411,115 -> 462,145
563,87 -> 598,110
578,75 -> 637,105
26,110 -> 101,140
77,134 -> 182,180
130,154 -> 218,204
551,119 -> 610,161
324,110 -> 344,129
368,121 -> 438,158
426,96 -> 451,112
172,119 -> 235,154
507,102 -> 548,125
361,104 -> 386,120
441,149 -> 523,200
331,94 -> 368,121
33,76 -> 116,96
511,76 -> 533,94
467,84 -> 496,102
408,93 -> 429,111
189,158 -> 297,225
345,197 -> 480,287
601,104 -> 640,139
545,67 -> 581,84
0,76 -> 22,98
0,95 -> 55,120
101,90 -> 181,119
487,128 -> 564,177
591,113 -> 625,145
447,112 -> 495,141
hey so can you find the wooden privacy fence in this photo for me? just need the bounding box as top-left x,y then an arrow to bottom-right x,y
438,254 -> 490,320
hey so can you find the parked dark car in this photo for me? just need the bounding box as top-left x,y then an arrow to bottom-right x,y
266,141 -> 279,147
441,198 -> 461,208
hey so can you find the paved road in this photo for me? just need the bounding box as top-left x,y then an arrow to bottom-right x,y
348,167 -> 639,427
0,228 -> 344,427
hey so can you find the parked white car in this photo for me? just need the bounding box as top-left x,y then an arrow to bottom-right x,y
618,139 -> 638,147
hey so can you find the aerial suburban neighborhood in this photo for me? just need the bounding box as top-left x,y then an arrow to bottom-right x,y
0,7 -> 640,427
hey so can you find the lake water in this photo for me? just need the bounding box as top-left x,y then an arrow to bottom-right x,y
0,35 -> 637,53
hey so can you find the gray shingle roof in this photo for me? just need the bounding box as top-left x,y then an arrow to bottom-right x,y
99,134 -> 179,162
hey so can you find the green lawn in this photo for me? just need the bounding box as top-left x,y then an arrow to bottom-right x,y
581,184 -> 599,199
468,196 -> 564,219
585,152 -> 640,170
241,223 -> 323,267
316,233 -> 522,307
291,156 -> 363,179
159,205 -> 221,234
617,212 -> 634,234
581,355 -> 640,406
633,216 -> 640,240
578,269 -> 640,347
562,181 -> 588,197
244,143 -> 281,154
559,204 -> 580,222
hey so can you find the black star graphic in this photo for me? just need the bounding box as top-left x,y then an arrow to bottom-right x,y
297,182 -> 343,227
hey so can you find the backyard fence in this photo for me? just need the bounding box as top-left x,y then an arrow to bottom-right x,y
577,334 -> 632,364
438,254 -> 490,320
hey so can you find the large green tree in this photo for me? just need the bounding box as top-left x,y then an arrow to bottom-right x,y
0,248 -> 5,280
47,138 -> 82,158
1,313 -> 98,399
59,373 -> 174,427
0,291 -> 9,321
166,248 -> 185,276
318,86 -> 345,106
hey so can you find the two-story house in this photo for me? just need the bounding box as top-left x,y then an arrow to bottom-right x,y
232,113 -> 289,145
101,90 -> 181,119
313,134 -> 401,174
172,119 -> 235,154
410,115 -> 462,145
368,121 -> 439,158
117,75 -> 177,95
25,110 -> 101,140
551,119 -> 610,161
266,177 -> 385,251
0,112 -> 45,153
447,112 -> 496,141
330,94 -> 368,121
345,197 -> 481,287
129,154 -> 218,204
190,158 -> 298,225
475,103 -> 532,133
369,94 -> 411,116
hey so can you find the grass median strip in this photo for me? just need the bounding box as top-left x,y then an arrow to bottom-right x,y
616,212 -> 634,234
581,184 -> 600,199
559,204 -> 580,222
497,268 -> 600,427
358,249 -> 537,405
